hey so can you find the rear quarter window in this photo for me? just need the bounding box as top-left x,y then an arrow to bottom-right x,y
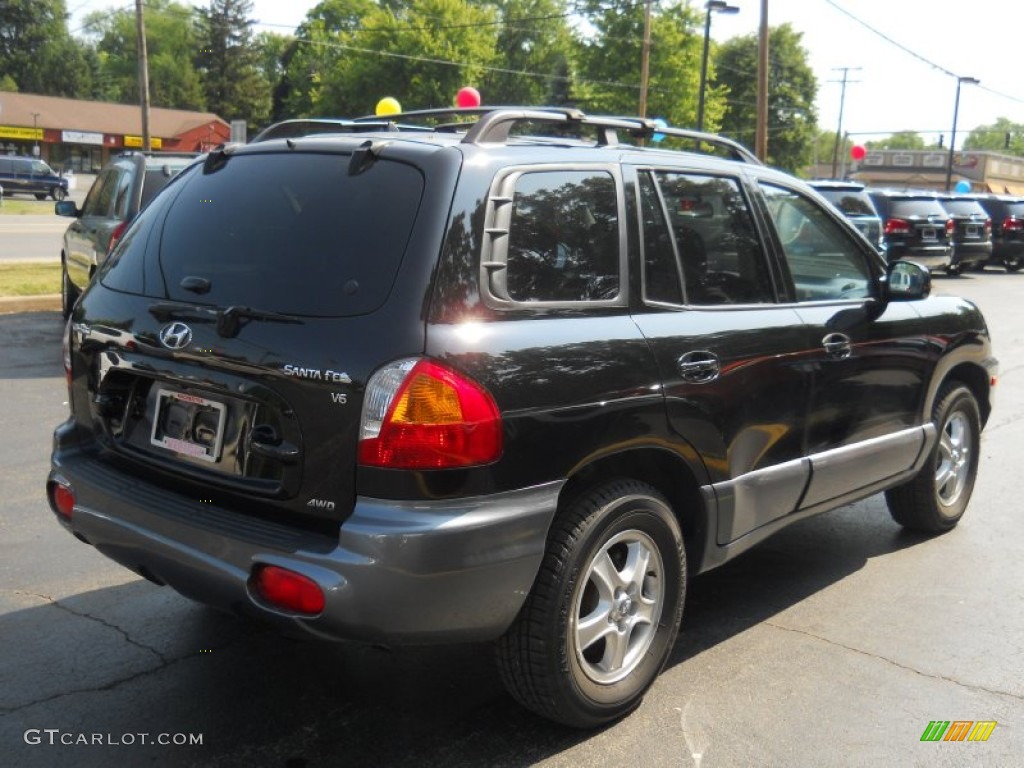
101,152 -> 425,317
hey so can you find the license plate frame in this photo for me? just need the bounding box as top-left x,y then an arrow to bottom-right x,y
920,227 -> 937,241
966,224 -> 979,237
150,389 -> 227,463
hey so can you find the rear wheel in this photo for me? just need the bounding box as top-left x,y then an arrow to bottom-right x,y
946,263 -> 962,277
1004,254 -> 1022,273
886,383 -> 980,533
497,479 -> 685,728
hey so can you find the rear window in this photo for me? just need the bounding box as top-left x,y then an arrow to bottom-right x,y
941,200 -> 987,216
101,152 -> 425,317
889,199 -> 947,218
815,188 -> 877,217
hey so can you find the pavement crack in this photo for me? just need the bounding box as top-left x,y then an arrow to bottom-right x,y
764,620 -> 1024,701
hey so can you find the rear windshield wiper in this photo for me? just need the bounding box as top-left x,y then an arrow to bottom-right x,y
148,302 -> 302,338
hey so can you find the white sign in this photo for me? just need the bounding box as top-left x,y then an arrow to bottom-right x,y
62,130 -> 104,146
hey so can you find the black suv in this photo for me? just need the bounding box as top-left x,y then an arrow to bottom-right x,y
47,108 -> 997,728
974,194 -> 1024,272
808,180 -> 885,254
0,155 -> 69,200
937,194 -> 993,274
55,152 -> 198,318
867,188 -> 954,273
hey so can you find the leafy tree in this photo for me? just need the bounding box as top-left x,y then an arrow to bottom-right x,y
866,131 -> 928,150
0,0 -> 100,97
575,0 -> 714,130
964,117 -> 1024,156
716,23 -> 818,172
196,0 -> 271,127
85,0 -> 205,110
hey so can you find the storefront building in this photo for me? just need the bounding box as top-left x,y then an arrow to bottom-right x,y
0,91 -> 230,172
847,149 -> 1024,195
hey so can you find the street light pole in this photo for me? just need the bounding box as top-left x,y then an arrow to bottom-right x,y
697,1 -> 740,133
945,75 -> 979,192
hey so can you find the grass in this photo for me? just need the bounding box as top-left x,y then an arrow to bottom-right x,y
0,197 -> 59,215
0,262 -> 61,296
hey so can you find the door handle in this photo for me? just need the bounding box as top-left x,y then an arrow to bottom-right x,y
677,350 -> 720,383
822,332 -> 852,359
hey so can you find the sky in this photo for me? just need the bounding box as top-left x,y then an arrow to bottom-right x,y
68,0 -> 1024,148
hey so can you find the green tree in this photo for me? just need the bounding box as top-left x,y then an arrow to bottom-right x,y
0,0 -> 100,97
866,131 -> 927,150
477,0 -> 577,106
964,117 -> 1024,156
196,0 -> 271,126
85,0 -> 205,110
575,0 -> 713,129
716,23 -> 818,172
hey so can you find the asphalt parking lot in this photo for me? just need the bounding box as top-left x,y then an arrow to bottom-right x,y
1,269 -> 1022,767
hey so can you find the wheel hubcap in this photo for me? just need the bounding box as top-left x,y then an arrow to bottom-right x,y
936,411 -> 971,507
572,528 -> 665,685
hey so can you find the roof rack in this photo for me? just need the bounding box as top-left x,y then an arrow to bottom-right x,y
254,107 -> 762,164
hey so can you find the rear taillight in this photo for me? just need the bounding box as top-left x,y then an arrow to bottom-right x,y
107,221 -> 129,254
252,565 -> 325,615
884,218 -> 910,235
984,217 -> 992,235
358,357 -> 503,469
945,218 -> 956,236
48,481 -> 75,520
1004,217 -> 1023,232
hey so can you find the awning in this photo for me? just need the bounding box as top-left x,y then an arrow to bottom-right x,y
988,182 -> 1024,195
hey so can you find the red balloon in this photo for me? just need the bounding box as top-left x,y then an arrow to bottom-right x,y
456,86 -> 481,109
850,144 -> 867,161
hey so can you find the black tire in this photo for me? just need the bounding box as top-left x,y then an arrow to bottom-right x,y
946,263 -> 962,277
497,479 -> 685,728
885,383 -> 980,533
61,261 -> 78,319
1005,255 -> 1022,273
52,186 -> 66,202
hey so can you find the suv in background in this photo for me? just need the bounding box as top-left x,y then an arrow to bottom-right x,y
56,152 -> 198,317
937,194 -> 993,274
0,155 -> 69,200
867,189 -> 954,273
974,194 -> 1024,272
47,108 -> 996,728
808,180 -> 885,254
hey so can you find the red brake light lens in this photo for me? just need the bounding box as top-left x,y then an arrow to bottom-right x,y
884,218 -> 910,235
107,221 -> 129,254
359,358 -> 503,469
1004,217 -> 1023,232
945,218 -> 956,236
49,481 -> 75,519
252,565 -> 325,615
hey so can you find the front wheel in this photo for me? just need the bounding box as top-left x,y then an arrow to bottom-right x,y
52,186 -> 67,201
886,383 -> 981,533
497,479 -> 686,728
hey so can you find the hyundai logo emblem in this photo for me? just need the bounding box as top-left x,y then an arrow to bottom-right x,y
159,322 -> 193,350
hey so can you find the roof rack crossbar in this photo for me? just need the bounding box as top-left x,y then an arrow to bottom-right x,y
614,118 -> 761,165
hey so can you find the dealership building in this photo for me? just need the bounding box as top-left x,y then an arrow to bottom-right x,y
0,91 -> 230,172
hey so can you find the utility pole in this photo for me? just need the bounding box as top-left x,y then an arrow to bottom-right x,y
829,67 -> 860,179
639,0 -> 652,118
135,0 -> 151,151
755,0 -> 768,161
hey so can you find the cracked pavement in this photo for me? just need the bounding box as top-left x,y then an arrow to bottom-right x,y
3,273 -> 1024,767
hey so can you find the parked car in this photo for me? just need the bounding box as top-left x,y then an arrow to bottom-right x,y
937,194 -> 993,274
808,180 -> 885,253
55,151 -> 198,317
974,194 -> 1024,272
866,188 -> 954,273
0,155 -> 69,201
47,108 -> 996,729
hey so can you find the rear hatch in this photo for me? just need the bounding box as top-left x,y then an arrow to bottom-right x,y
69,141 -> 448,528
940,198 -> 991,246
886,197 -> 951,249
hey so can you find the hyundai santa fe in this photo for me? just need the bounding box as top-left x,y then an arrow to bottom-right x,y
47,107 -> 997,728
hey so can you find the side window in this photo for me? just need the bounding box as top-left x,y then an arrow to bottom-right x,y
113,167 -> 134,219
503,170 -> 619,303
761,183 -> 873,302
642,171 -> 775,305
82,168 -> 121,217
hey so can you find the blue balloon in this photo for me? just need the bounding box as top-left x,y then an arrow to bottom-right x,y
954,180 -> 971,194
651,118 -> 667,143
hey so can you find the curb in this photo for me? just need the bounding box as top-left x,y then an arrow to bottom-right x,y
0,294 -> 61,314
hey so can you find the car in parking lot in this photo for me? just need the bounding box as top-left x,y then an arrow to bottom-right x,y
974,194 -> 1024,272
808,180 -> 885,254
0,155 -> 69,201
47,108 -> 996,729
55,151 -> 198,317
937,193 -> 993,274
867,188 -> 954,273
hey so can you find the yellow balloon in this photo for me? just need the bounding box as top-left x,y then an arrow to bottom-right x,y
375,97 -> 401,117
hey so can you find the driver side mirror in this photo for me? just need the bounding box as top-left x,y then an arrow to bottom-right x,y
884,260 -> 930,301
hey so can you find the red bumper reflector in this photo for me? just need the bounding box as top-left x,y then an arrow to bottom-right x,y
252,565 -> 325,615
50,482 -> 75,519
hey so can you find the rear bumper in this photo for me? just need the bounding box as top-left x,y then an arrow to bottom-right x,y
48,450 -> 562,644
951,243 -> 992,266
